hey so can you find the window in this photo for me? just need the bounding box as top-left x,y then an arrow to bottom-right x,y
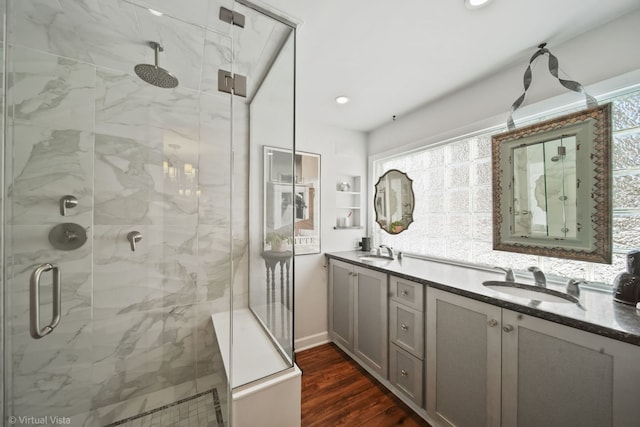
374,89 -> 640,286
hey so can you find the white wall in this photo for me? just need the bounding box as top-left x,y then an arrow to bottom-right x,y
290,3 -> 370,350
368,9 -> 640,157
294,121 -> 367,350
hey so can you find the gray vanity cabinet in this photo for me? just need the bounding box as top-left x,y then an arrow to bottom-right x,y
426,288 -> 502,427
390,302 -> 424,358
427,288 -> 640,427
329,259 -> 388,377
501,310 -> 640,427
329,259 -> 354,351
389,276 -> 425,406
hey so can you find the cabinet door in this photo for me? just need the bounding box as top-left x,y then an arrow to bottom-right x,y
502,310 -> 640,427
354,266 -> 388,377
426,288 -> 501,427
329,260 -> 354,351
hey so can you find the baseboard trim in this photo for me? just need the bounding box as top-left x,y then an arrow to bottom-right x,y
294,332 -> 330,352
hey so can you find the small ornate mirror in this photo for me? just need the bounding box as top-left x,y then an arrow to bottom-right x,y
492,104 -> 612,263
374,169 -> 415,235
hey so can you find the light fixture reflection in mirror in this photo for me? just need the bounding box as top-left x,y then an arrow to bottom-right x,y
374,169 -> 415,235
492,103 -> 612,263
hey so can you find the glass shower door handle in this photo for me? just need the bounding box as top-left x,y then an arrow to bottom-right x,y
29,263 -> 62,339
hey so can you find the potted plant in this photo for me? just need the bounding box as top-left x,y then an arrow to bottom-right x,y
265,232 -> 290,252
390,221 -> 405,233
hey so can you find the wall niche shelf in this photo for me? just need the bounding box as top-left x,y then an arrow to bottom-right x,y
335,175 -> 362,229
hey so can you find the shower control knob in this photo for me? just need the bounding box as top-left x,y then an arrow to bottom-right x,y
48,223 -> 87,251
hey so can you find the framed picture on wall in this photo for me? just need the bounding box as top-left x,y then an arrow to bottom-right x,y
264,146 -> 321,255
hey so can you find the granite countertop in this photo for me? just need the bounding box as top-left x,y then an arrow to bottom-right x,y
325,250 -> 640,347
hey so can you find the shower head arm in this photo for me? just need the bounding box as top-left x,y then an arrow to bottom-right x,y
148,41 -> 164,68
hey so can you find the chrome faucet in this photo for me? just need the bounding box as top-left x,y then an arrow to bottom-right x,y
527,266 -> 546,288
494,266 -> 515,282
566,279 -> 585,298
379,245 -> 395,260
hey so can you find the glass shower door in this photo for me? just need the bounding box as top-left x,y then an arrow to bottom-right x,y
2,24 -> 96,425
2,0 -> 235,425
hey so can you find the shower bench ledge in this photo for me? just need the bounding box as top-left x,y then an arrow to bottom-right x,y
211,308 -> 301,427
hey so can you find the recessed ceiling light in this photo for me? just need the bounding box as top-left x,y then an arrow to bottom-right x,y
465,0 -> 492,9
335,96 -> 350,104
148,8 -> 164,16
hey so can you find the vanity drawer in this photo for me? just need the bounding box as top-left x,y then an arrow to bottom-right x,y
390,301 -> 424,359
390,343 -> 424,407
390,276 -> 424,310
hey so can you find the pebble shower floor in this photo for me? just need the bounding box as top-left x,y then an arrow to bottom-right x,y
104,388 -> 225,427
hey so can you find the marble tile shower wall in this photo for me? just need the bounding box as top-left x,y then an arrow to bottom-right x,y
5,0 -> 244,424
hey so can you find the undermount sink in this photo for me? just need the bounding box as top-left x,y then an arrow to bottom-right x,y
483,280 -> 579,304
358,255 -> 392,264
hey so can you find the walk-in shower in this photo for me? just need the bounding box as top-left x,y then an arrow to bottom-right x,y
1,0 -> 296,425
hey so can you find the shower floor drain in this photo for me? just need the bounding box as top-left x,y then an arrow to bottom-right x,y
104,388 -> 225,427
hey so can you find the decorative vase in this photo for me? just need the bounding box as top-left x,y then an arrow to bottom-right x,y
613,249 -> 640,305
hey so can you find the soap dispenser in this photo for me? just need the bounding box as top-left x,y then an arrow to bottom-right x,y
613,249 -> 640,306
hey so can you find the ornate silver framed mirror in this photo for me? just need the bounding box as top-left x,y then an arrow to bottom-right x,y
492,104 -> 612,263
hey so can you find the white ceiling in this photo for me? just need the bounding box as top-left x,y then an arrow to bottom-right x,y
264,0 -> 640,132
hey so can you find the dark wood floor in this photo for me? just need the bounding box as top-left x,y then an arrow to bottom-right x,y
297,343 -> 430,427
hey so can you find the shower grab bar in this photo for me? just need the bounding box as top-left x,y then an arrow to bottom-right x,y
29,263 -> 62,339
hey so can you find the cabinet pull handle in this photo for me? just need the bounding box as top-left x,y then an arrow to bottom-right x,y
400,369 -> 408,377
487,319 -> 498,327
401,323 -> 409,331
400,289 -> 408,296
502,324 -> 514,333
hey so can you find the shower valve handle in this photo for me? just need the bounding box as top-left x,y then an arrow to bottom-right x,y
59,195 -> 78,216
127,231 -> 142,252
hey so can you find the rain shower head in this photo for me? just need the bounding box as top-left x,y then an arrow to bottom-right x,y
134,41 -> 178,88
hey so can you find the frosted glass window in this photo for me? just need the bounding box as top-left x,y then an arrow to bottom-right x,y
613,174 -> 640,209
612,91 -> 640,130
374,89 -> 640,286
613,132 -> 640,169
